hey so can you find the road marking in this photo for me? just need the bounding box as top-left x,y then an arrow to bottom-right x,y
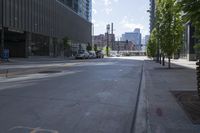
9,126 -> 59,133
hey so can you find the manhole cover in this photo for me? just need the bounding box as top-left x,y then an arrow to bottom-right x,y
38,71 -> 61,74
171,91 -> 200,124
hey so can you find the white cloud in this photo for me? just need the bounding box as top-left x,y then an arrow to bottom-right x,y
105,8 -> 113,15
120,16 -> 144,31
92,9 -> 97,15
101,0 -> 119,15
92,19 -> 96,24
103,0 -> 111,6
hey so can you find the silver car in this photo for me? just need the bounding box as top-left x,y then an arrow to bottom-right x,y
75,50 -> 89,59
88,51 -> 97,59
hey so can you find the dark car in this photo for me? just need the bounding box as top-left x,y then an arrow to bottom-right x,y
96,50 -> 104,58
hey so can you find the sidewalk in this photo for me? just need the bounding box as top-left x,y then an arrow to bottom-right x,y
135,59 -> 200,133
171,58 -> 196,69
0,56 -> 76,79
0,56 -> 75,65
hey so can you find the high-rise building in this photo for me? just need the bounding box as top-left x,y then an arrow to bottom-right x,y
58,0 -> 92,22
0,0 -> 92,57
145,35 -> 150,45
149,0 -> 156,32
134,28 -> 141,33
120,29 -> 142,50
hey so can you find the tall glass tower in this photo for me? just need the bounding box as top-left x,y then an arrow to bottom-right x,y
58,0 -> 92,22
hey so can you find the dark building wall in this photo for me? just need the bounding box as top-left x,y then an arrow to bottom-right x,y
149,0 -> 155,32
0,0 -> 92,44
0,0 -> 2,27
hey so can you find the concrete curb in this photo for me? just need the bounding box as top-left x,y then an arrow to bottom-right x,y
133,60 -> 148,133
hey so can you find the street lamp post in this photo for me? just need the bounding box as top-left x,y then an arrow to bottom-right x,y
106,24 -> 110,57
117,39 -> 120,54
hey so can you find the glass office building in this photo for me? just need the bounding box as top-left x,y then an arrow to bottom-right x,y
58,0 -> 92,22
0,0 -> 92,57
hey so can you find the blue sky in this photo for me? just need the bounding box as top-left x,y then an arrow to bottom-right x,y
92,0 -> 150,39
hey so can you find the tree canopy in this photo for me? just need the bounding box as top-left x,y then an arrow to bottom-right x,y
179,0 -> 200,48
147,0 -> 184,68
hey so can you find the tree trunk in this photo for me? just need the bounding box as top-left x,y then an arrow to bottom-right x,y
168,57 -> 171,69
162,56 -> 165,66
156,49 -> 159,63
160,54 -> 162,64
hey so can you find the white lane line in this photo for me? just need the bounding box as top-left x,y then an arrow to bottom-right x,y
0,70 -> 81,83
9,126 -> 59,133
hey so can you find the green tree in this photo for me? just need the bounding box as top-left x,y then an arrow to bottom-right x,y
86,43 -> 92,51
179,0 -> 200,97
103,46 -> 111,56
147,28 -> 157,58
63,37 -> 71,57
154,0 -> 183,68
94,44 -> 98,52
179,0 -> 200,54
63,37 -> 70,50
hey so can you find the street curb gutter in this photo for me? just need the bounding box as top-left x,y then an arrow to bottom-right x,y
131,60 -> 148,133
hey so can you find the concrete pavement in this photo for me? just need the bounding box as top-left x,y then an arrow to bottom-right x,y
1,56 -> 199,133
134,58 -> 200,133
0,57 -> 144,133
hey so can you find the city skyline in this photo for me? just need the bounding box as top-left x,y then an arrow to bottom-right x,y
92,0 -> 150,39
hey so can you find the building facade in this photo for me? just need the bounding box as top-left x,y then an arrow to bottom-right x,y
0,0 -> 92,57
149,0 -> 155,32
120,29 -> 142,50
145,35 -> 150,45
113,41 -> 135,51
92,34 -> 105,50
58,0 -> 92,21
93,33 -> 115,50
180,23 -> 197,60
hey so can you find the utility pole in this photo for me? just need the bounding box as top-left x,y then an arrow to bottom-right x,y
106,24 -> 110,57
117,39 -> 120,54
111,23 -> 114,50
1,0 -> 4,57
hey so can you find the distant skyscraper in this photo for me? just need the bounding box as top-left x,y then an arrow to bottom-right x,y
120,28 -> 142,50
145,35 -> 150,45
134,28 -> 141,33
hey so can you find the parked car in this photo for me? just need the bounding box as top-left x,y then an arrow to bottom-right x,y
88,51 -> 97,59
96,50 -> 104,58
75,50 -> 89,59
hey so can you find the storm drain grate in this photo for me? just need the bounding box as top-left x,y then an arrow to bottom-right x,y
171,91 -> 200,124
38,70 -> 61,74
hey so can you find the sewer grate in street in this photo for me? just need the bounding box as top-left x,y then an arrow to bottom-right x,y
38,70 -> 61,74
171,91 -> 200,124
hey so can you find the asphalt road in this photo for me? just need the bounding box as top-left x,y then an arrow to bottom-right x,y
0,57 -> 144,133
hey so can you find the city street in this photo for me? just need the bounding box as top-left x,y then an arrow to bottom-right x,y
0,57 -> 144,133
